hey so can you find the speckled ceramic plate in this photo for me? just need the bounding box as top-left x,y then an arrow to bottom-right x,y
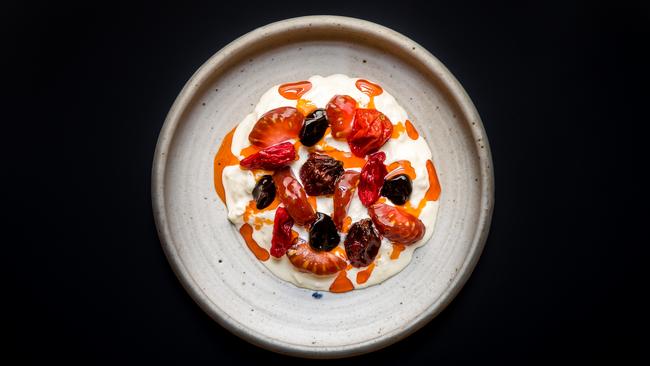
152,16 -> 494,358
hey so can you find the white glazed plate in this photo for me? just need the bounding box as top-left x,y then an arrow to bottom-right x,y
152,16 -> 494,358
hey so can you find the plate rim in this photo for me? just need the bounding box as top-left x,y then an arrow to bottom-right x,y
151,15 -> 494,359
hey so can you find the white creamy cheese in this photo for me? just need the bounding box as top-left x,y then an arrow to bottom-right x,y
221,74 -> 440,291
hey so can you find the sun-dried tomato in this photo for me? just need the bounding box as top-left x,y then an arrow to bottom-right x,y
286,238 -> 347,275
347,109 -> 393,157
332,170 -> 360,230
368,202 -> 425,245
239,141 -> 296,170
270,206 -> 294,258
248,106 -> 304,147
326,95 -> 357,139
272,167 -> 316,226
358,151 -> 388,206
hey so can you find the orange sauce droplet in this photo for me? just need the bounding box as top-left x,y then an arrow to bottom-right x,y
253,217 -> 274,230
214,127 -> 240,203
307,195 -> 317,211
405,120 -> 419,140
239,223 -> 269,261
341,216 -> 352,233
311,129 -> 367,169
332,246 -> 348,261
278,80 -> 312,100
401,159 -> 441,217
390,243 -> 406,260
296,98 -> 317,116
243,196 -> 280,223
330,270 -> 354,293
322,149 -> 367,169
424,159 -> 441,201
355,79 -> 383,109
293,140 -> 303,152
239,144 -> 261,159
387,160 -> 417,180
391,122 -> 406,139
356,262 -> 375,284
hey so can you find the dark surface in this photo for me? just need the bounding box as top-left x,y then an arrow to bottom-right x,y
4,0 -> 647,363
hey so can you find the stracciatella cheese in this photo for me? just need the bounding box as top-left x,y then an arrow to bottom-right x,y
219,74 -> 440,291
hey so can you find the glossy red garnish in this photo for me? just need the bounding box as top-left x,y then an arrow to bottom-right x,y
286,238 -> 347,275
272,167 -> 316,226
332,170 -> 360,230
248,107 -> 304,147
239,141 -> 296,170
368,202 -> 425,245
358,152 -> 388,207
347,109 -> 393,157
270,206 -> 294,258
326,95 -> 357,139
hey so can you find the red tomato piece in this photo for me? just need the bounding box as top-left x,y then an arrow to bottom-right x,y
272,167 -> 316,226
248,107 -> 304,147
358,152 -> 388,207
286,238 -> 347,275
270,206 -> 294,258
332,170 -> 360,230
368,202 -> 425,245
326,95 -> 357,140
346,108 -> 393,157
239,141 -> 296,170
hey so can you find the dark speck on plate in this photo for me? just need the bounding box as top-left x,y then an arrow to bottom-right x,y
312,292 -> 323,299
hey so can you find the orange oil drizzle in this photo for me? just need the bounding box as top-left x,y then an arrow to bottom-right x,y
310,129 -> 367,169
239,223 -> 269,261
296,98 -> 317,116
424,159 -> 441,201
387,160 -> 417,180
402,159 -> 441,217
330,270 -> 354,293
356,262 -> 375,284
243,197 -> 281,227
390,243 -> 406,260
307,195 -> 317,212
240,144 -> 261,159
278,80 -> 312,100
332,246 -> 348,261
322,149 -> 366,169
405,120 -> 419,140
391,122 -> 406,139
341,216 -> 352,233
355,79 -> 383,109
214,127 -> 240,203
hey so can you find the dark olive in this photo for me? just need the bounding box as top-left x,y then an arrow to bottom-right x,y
380,174 -> 412,205
344,219 -> 382,267
299,153 -> 344,196
309,212 -> 340,251
299,109 -> 329,147
252,175 -> 276,209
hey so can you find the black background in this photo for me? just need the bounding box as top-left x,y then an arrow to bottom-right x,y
4,0 -> 647,363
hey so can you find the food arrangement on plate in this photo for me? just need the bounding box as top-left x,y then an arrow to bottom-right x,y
214,74 -> 441,293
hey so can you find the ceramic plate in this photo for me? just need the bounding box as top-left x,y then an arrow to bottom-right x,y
152,15 -> 494,358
